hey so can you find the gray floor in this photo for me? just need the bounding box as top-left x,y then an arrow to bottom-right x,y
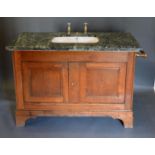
0,90 -> 155,138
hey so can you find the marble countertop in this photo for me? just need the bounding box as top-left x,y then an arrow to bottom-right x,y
6,32 -> 142,52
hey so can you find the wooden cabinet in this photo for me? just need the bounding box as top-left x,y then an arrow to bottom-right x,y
13,51 -> 135,128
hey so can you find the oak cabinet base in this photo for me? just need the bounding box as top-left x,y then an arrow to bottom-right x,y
16,110 -> 133,128
13,51 -> 135,128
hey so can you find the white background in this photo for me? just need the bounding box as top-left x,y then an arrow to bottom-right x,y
0,0 -> 155,154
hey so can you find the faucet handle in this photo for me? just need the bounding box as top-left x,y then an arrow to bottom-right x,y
84,22 -> 88,34
67,23 -> 71,35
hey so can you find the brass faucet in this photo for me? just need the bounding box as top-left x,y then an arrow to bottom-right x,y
84,22 -> 88,35
67,23 -> 71,35
67,22 -> 88,35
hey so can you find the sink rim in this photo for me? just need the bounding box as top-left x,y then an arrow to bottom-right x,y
51,36 -> 99,44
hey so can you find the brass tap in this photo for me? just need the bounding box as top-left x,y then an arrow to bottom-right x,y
67,23 -> 71,35
84,22 -> 88,35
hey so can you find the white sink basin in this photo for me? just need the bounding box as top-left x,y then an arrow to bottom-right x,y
51,36 -> 99,44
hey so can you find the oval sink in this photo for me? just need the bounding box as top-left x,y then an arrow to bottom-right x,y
51,36 -> 99,44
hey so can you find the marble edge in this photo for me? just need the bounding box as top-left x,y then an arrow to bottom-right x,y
5,46 -> 143,52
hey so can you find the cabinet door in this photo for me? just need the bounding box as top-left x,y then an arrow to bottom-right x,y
79,62 -> 127,103
22,62 -> 68,103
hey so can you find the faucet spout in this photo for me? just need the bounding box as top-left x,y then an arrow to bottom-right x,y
84,22 -> 88,35
67,23 -> 71,35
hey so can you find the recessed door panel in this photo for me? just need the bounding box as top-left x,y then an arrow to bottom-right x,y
79,63 -> 127,103
22,62 -> 68,103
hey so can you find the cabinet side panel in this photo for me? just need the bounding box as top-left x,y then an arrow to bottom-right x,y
12,51 -> 24,109
125,52 -> 136,110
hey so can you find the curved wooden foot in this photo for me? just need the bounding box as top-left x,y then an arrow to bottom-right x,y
16,110 -> 30,127
118,112 -> 133,128
16,116 -> 29,127
122,118 -> 133,128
